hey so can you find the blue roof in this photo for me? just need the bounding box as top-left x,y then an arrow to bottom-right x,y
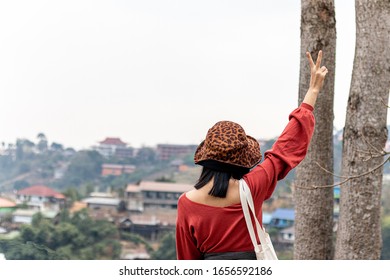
334,186 -> 340,199
262,213 -> 272,224
271,208 -> 295,221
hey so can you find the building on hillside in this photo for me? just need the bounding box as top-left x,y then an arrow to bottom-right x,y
119,208 -> 178,242
269,208 -> 295,229
69,201 -> 87,214
16,185 -> 66,210
0,197 -> 17,217
278,226 -> 295,244
126,181 -> 193,212
156,144 -> 197,161
170,159 -> 191,172
334,186 -> 340,204
101,163 -> 136,177
11,209 -> 59,225
82,197 -> 121,212
94,137 -> 134,159
11,209 -> 37,225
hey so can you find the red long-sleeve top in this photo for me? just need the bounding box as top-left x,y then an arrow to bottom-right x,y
176,103 -> 315,260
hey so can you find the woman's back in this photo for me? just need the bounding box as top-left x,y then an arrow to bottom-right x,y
185,179 -> 240,208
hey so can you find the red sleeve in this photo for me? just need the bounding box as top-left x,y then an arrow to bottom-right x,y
175,196 -> 203,260
244,103 -> 315,201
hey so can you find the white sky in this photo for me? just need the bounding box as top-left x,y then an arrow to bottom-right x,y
0,0 -> 356,150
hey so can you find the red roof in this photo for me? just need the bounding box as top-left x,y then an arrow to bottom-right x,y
17,185 -> 66,199
99,137 -> 127,146
0,197 -> 17,208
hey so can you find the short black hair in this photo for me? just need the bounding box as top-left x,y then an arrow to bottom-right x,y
194,167 -> 246,198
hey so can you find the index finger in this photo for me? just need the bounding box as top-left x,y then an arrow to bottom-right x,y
315,50 -> 323,68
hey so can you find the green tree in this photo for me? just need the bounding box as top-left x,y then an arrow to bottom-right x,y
151,232 -> 176,260
59,150 -> 103,187
135,147 -> 157,164
335,0 -> 390,259
381,215 -> 390,260
36,133 -> 48,153
13,180 -> 30,190
62,187 -> 83,202
294,0 -> 336,260
1,209 -> 122,260
50,142 -> 64,151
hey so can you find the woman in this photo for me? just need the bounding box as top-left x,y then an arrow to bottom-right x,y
176,51 -> 328,260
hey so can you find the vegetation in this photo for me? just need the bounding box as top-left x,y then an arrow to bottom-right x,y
0,209 -> 122,260
1,131 -> 390,260
151,232 -> 176,260
381,215 -> 390,260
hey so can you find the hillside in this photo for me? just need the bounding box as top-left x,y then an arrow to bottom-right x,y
1,128 -> 389,195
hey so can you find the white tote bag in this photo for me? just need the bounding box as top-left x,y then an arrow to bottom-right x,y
239,179 -> 278,260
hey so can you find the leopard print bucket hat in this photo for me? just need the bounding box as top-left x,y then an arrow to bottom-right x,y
194,121 -> 262,172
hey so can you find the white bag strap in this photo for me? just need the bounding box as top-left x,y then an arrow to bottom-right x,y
239,179 -> 268,250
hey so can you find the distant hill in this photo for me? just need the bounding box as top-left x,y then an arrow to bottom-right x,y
1,127 -> 389,193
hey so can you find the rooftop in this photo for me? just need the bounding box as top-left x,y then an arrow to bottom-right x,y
12,209 -> 39,217
0,197 -> 16,208
99,137 -> 127,146
69,201 -> 87,213
126,181 -> 193,193
82,197 -> 121,206
17,185 -> 66,199
271,208 -> 295,221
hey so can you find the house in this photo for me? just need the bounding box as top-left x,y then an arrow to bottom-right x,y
278,226 -> 295,244
95,137 -> 134,159
82,197 -> 121,212
11,209 -> 39,224
119,208 -> 178,241
0,197 -> 17,216
16,185 -> 66,210
11,209 -> 60,225
101,163 -> 136,177
69,201 -> 87,214
269,208 -> 295,229
126,181 -> 193,212
170,159 -> 190,172
122,250 -> 150,260
334,186 -> 340,204
156,144 -> 197,161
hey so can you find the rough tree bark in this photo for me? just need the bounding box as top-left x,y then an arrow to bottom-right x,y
334,0 -> 390,259
293,0 -> 336,260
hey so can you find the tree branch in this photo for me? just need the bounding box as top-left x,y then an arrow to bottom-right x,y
314,156 -> 390,188
295,156 -> 390,189
380,97 -> 390,108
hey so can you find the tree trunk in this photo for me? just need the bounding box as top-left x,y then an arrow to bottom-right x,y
334,0 -> 390,260
293,0 -> 336,260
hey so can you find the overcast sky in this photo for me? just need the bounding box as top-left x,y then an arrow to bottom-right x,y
0,0 -> 357,150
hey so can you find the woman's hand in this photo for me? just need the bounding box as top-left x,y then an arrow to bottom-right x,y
302,50 -> 328,107
307,50 -> 328,94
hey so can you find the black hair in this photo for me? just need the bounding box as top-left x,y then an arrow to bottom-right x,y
194,167 -> 246,198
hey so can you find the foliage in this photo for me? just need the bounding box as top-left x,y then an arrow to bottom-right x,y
13,180 -> 30,190
56,150 -> 104,188
0,209 -> 121,260
62,187 -> 84,202
381,215 -> 390,260
382,182 -> 390,215
151,232 -> 176,260
134,147 -> 158,164
120,232 -> 154,253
